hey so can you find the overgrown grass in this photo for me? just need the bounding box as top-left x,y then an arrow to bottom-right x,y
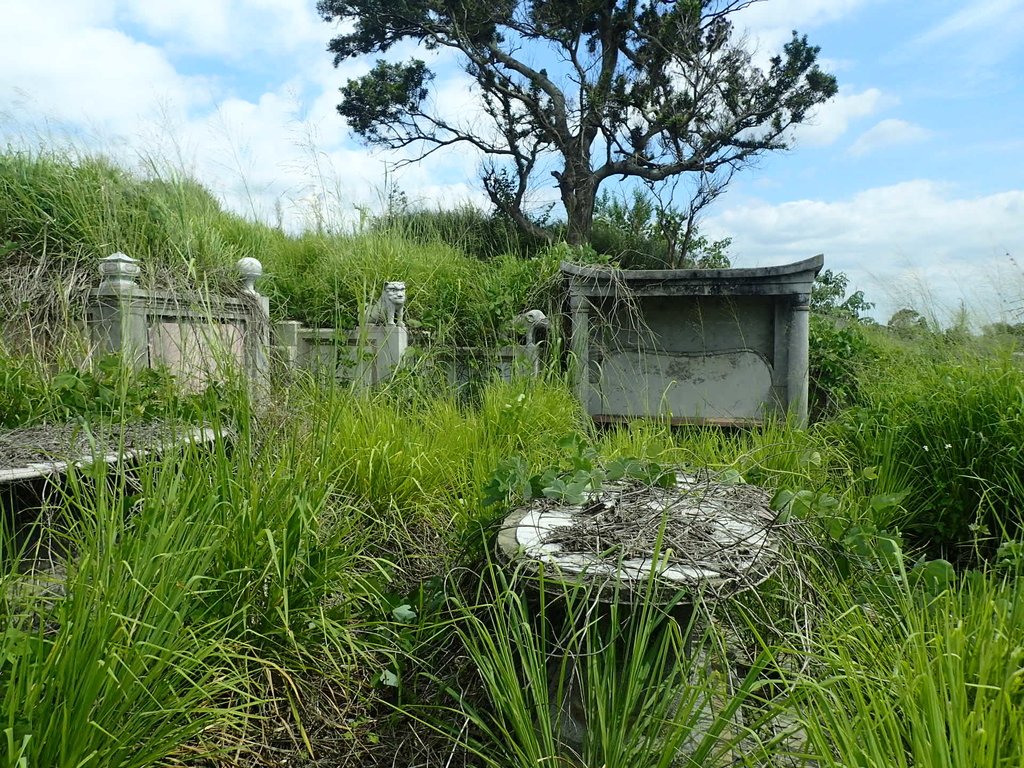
259,231 -> 562,345
0,372 -> 592,766
829,342 -> 1024,563
0,149 -> 563,358
2,444 -> 250,767
792,560 -> 1024,767
0,150 -> 261,279
413,560 -> 774,768
4,349 -> 1024,766
3,146 -> 1024,767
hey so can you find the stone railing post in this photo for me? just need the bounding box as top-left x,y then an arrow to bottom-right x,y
91,252 -> 148,368
568,292 -> 591,406
788,293 -> 811,426
237,257 -> 270,390
274,320 -> 301,369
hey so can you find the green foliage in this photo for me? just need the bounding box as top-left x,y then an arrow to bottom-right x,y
808,270 -> 879,419
808,316 -> 878,418
0,150 -> 285,358
195,423 -> 387,656
5,345 -> 1024,765
836,352 -> 1024,564
483,432 -> 675,508
6,157 -> 1024,768
590,188 -> 732,269
259,229 -> 563,347
981,320 -> 1024,350
339,60 -> 434,142
810,269 -> 874,320
888,307 -> 932,340
0,351 -> 224,428
371,199 -> 543,260
319,0 -> 836,244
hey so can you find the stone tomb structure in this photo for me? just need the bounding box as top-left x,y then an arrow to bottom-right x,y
87,253 -> 270,391
562,255 -> 823,426
497,470 -> 784,597
497,469 -> 789,756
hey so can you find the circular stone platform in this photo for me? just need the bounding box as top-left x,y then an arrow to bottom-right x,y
497,470 -> 785,598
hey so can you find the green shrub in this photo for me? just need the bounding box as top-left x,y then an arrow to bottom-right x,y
808,317 -> 878,418
590,188 -> 732,269
0,351 -> 225,428
260,231 -> 562,347
807,269 -> 880,419
836,353 -> 1024,563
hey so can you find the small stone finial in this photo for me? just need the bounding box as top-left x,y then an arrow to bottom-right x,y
238,257 -> 263,295
98,252 -> 140,292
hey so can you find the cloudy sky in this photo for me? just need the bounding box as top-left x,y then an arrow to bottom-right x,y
2,0 -> 1022,322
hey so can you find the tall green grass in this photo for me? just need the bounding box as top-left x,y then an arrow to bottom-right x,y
410,560 -> 776,768
0,348 -> 223,428
0,150 -> 258,280
4,353 -> 1024,766
2,447 -> 250,767
832,346 -> 1024,562
0,371 -> 593,765
792,559 -> 1024,767
259,230 -> 562,346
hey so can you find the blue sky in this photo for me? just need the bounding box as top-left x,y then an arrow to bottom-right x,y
1,0 -> 1022,322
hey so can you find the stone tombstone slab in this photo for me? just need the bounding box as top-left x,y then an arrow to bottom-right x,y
562,255 -> 823,426
149,321 -> 245,392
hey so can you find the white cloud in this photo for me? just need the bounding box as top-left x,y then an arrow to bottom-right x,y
0,0 -> 484,234
118,0 -> 326,60
733,0 -> 875,66
736,0 -> 872,28
792,87 -> 890,147
0,3 -> 213,137
916,0 -> 1024,45
704,181 -> 1024,321
909,0 -> 1024,80
848,118 -> 931,157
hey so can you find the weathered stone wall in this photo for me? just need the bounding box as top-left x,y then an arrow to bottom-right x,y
563,256 -> 822,425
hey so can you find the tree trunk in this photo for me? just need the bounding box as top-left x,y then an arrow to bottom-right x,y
558,163 -> 597,246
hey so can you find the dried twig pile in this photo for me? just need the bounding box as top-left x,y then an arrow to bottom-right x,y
505,470 -> 804,600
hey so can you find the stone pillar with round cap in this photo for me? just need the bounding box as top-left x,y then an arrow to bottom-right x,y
237,257 -> 270,389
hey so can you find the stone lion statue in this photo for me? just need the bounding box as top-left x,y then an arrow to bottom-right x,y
365,281 -> 407,327
517,309 -> 549,346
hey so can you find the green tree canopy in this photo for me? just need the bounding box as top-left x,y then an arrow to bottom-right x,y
811,269 -> 874,321
319,0 -> 837,245
887,308 -> 930,339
